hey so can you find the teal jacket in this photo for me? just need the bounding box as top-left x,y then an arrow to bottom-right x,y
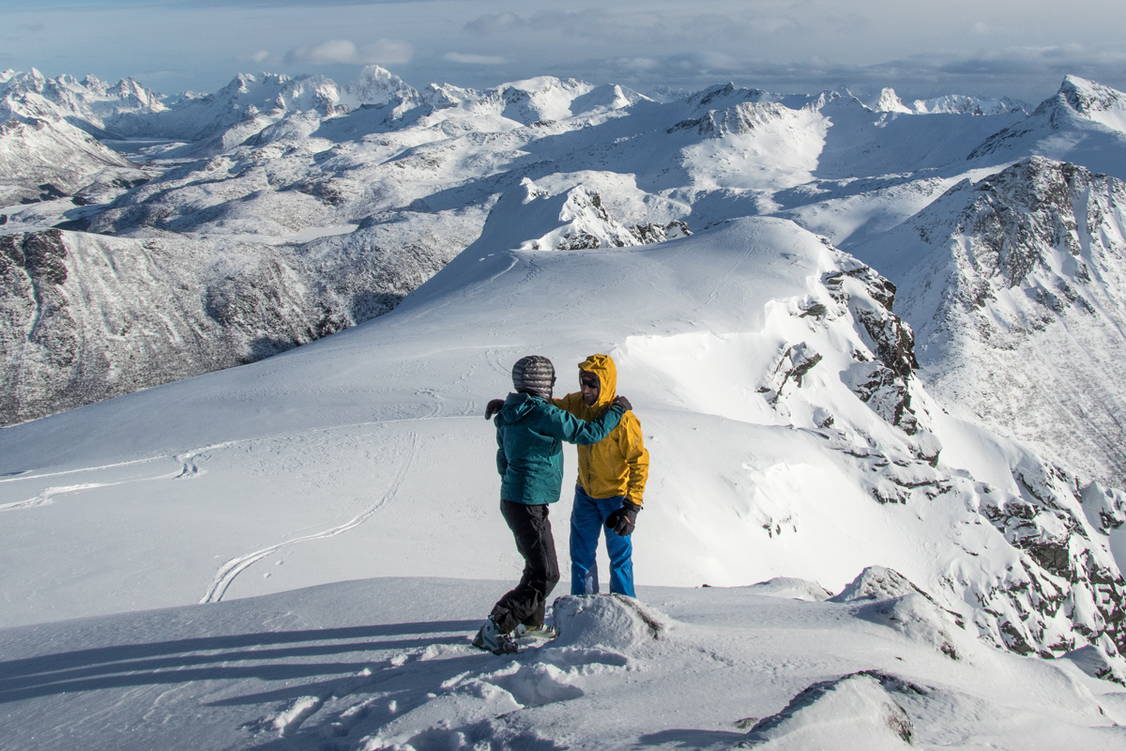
495,392 -> 624,504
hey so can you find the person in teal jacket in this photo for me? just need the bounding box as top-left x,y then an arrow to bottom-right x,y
473,354 -> 632,654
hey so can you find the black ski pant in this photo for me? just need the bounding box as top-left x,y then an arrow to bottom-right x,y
489,500 -> 560,634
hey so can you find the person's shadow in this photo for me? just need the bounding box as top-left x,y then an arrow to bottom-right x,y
0,620 -> 480,705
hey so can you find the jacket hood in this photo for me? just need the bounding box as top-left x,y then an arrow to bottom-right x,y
496,391 -> 539,424
578,353 -> 617,409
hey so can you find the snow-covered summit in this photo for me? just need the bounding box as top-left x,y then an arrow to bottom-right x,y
863,88 -> 1026,117
1052,74 -> 1126,131
346,64 -> 418,106
968,77 -> 1126,176
869,87 -> 913,113
0,68 -> 165,133
478,177 -> 689,252
490,76 -> 597,124
912,93 -> 1027,115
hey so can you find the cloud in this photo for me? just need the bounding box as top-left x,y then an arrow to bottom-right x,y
464,11 -> 527,34
284,38 -> 413,66
1,21 -> 46,41
250,49 -> 270,63
617,57 -> 661,73
443,52 -> 507,65
542,46 -> 1108,106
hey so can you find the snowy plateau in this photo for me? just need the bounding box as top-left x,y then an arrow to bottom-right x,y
1,65 -> 1125,750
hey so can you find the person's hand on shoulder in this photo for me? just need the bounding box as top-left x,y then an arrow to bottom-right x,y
612,395 -> 632,412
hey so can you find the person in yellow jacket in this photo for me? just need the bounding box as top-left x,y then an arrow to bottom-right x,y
551,354 -> 649,597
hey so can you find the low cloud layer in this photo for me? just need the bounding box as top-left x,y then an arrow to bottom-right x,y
4,0 -> 1125,102
284,39 -> 413,67
443,52 -> 507,66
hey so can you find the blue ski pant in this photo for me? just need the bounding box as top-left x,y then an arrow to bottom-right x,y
569,485 -> 635,597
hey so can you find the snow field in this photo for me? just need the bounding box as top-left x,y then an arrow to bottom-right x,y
5,577 -> 1123,750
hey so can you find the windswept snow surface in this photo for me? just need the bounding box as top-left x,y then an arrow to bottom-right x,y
2,217 -> 1125,748
2,578 -> 1124,751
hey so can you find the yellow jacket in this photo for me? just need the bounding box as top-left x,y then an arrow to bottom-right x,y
553,354 -> 650,506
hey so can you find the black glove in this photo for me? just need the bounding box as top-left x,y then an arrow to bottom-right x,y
485,398 -> 504,419
606,501 -> 641,536
612,395 -> 632,412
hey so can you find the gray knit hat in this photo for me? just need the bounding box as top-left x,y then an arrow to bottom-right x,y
512,355 -> 555,399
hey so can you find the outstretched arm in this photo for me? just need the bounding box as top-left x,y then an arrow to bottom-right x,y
531,399 -> 627,445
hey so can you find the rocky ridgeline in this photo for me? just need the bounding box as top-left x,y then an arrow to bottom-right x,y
757,245 -> 1126,681
763,248 -> 937,461
895,156 -> 1126,488
520,184 -> 690,250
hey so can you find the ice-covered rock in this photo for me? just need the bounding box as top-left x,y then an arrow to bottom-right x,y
746,577 -> 834,601
967,76 -> 1126,169
550,594 -> 664,652
735,671 -> 921,749
832,567 -> 966,659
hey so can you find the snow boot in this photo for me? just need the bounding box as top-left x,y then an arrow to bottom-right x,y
472,618 -> 519,655
514,623 -> 559,640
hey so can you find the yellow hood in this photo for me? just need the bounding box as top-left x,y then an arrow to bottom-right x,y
579,353 -> 617,409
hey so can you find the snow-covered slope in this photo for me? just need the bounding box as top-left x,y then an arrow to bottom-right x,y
0,211 -> 482,424
2,578 -> 1124,750
0,115 -> 139,204
3,217 -> 1124,672
2,214 -> 1125,748
851,157 -> 1126,488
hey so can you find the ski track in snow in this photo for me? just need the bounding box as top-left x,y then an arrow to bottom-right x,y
0,454 -> 204,513
0,456 -> 170,485
199,431 -> 420,605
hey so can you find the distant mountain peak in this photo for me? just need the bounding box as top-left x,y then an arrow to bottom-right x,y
870,87 -> 912,113
688,82 -> 768,110
1031,75 -> 1126,132
348,65 -> 418,108
1059,75 -> 1126,111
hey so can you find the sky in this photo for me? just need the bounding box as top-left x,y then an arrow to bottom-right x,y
2,0 -> 1125,104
